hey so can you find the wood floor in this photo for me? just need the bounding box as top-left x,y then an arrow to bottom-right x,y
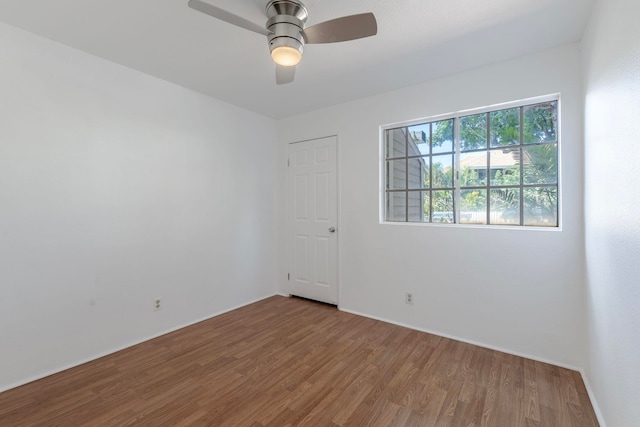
0,296 -> 598,426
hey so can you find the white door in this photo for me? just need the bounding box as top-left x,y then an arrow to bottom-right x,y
287,136 -> 338,305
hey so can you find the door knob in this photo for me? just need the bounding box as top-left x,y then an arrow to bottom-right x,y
329,227 -> 336,233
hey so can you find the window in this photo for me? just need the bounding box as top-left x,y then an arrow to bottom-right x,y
383,97 -> 559,227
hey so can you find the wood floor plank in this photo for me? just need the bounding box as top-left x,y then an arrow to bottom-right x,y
0,296 -> 599,426
523,358 -> 541,423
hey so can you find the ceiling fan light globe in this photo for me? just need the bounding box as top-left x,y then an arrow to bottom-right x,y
271,46 -> 302,66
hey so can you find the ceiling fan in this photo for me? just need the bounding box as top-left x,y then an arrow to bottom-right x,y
188,0 -> 377,84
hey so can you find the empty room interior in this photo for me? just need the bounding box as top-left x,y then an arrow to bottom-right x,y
0,0 -> 638,425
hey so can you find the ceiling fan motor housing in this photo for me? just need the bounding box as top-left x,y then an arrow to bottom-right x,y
266,0 -> 308,60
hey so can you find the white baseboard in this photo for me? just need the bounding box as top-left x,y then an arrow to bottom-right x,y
578,368 -> 607,427
339,307 -> 582,371
0,293 -> 278,394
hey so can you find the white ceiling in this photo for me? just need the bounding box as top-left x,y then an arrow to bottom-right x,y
0,0 -> 595,118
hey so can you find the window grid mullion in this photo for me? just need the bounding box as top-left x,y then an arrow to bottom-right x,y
486,112 -> 492,225
405,129 -> 409,222
429,123 -> 433,223
454,117 -> 461,223
519,106 -> 525,226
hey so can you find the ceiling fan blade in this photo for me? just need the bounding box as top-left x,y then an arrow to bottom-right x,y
276,65 -> 295,85
188,0 -> 270,36
302,13 -> 377,44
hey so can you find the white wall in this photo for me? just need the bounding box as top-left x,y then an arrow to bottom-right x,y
582,0 -> 640,425
278,44 -> 586,368
0,23 -> 278,391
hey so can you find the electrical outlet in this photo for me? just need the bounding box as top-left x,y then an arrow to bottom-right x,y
154,298 -> 162,311
405,292 -> 413,305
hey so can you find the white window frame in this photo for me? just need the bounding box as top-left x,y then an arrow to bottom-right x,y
379,94 -> 561,228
